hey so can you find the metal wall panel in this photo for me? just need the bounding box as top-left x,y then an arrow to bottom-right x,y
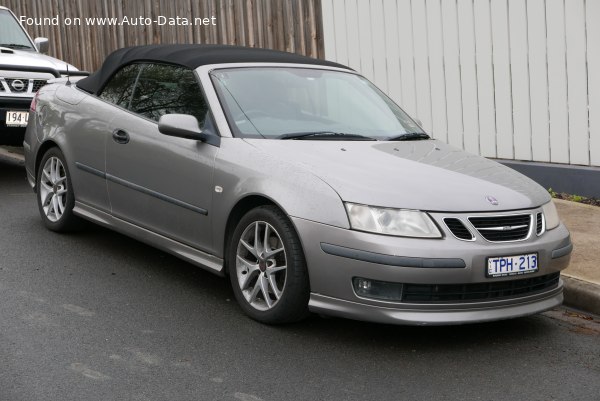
322,0 -> 599,167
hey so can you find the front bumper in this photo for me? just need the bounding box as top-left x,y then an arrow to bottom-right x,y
0,96 -> 31,146
309,285 -> 563,325
292,212 -> 572,325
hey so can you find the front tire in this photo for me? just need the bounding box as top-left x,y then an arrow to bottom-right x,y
36,147 -> 80,232
228,205 -> 310,324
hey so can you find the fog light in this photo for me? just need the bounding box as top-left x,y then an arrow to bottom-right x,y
352,277 -> 404,301
356,278 -> 371,291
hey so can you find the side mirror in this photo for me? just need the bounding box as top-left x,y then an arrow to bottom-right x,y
158,114 -> 208,141
34,37 -> 49,53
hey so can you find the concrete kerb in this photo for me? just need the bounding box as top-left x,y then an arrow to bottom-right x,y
562,275 -> 600,317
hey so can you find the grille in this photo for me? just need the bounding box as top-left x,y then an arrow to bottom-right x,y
444,218 -> 474,240
5,78 -> 29,93
468,214 -> 531,242
536,212 -> 544,235
1,78 -> 46,94
32,79 -> 47,92
401,273 -> 560,303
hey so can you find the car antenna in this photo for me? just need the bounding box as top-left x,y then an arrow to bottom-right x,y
65,63 -> 71,86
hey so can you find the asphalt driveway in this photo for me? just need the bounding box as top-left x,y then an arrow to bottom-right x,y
1,157 -> 599,401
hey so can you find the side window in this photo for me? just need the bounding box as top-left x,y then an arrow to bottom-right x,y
98,64 -> 141,108
129,64 -> 208,124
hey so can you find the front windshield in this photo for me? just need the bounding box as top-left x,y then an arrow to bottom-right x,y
0,10 -> 34,50
210,67 -> 424,140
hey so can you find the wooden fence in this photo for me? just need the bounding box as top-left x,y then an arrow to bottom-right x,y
5,0 -> 325,72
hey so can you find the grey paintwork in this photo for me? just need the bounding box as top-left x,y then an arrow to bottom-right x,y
241,139 -> 551,212
23,61 -> 572,325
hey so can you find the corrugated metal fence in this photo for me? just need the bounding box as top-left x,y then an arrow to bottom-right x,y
5,0 -> 324,72
322,0 -> 600,167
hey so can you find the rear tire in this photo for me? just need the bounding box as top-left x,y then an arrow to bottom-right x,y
228,205 -> 310,324
36,147 -> 81,232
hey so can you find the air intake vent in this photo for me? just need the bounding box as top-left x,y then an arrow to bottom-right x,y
401,272 -> 560,303
353,273 -> 561,303
536,212 -> 544,235
468,214 -> 532,242
444,218 -> 474,241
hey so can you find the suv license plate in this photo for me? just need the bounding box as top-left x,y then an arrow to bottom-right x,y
5,111 -> 29,127
487,253 -> 538,278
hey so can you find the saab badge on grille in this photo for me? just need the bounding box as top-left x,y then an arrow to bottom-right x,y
485,195 -> 499,206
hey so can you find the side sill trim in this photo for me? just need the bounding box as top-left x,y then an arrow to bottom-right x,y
75,162 -> 208,216
551,243 -> 573,259
73,201 -> 223,274
320,243 -> 466,268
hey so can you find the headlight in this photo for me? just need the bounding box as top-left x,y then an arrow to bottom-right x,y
542,201 -> 560,230
345,203 -> 442,238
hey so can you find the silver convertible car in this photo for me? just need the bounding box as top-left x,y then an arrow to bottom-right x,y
24,44 -> 572,325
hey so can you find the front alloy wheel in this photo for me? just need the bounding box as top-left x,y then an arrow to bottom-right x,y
229,206 -> 310,324
236,221 -> 287,311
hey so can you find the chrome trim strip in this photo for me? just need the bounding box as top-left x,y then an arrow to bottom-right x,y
536,212 -> 546,236
476,224 -> 528,231
551,243 -> 573,259
320,242 -> 466,268
75,162 -> 208,216
466,213 -> 534,243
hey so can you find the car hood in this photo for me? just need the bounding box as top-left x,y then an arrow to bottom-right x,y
0,48 -> 78,71
244,139 -> 551,212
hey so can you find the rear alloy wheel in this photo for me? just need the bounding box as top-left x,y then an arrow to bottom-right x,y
229,206 -> 310,324
36,148 -> 80,231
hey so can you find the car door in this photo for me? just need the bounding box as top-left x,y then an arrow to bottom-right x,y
70,63 -> 141,213
104,63 -> 218,254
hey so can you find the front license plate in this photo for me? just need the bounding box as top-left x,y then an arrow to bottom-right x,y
487,253 -> 538,278
5,111 -> 29,127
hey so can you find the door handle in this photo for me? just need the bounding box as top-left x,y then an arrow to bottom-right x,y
112,129 -> 130,144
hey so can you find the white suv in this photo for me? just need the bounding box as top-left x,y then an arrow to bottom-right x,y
0,6 -> 84,146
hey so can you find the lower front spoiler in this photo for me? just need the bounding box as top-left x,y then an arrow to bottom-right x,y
309,281 -> 564,326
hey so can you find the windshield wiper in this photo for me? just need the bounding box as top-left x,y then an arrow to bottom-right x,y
278,131 -> 376,141
388,132 -> 431,141
0,43 -> 32,49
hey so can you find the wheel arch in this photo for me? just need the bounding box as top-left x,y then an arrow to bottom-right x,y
223,195 -> 304,276
34,139 -> 62,183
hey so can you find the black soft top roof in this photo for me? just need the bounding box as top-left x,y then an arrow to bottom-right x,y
76,44 -> 349,94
